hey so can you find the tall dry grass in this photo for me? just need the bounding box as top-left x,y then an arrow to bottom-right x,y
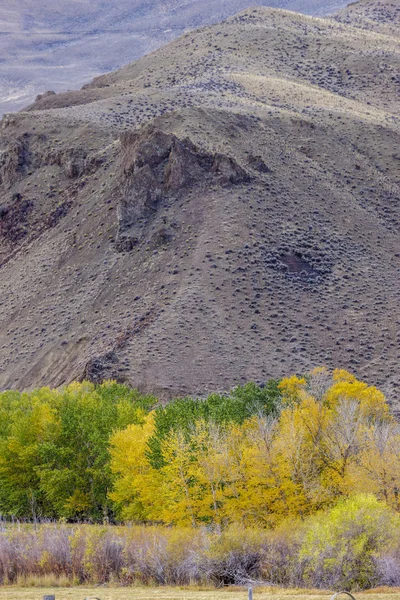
0,521 -> 398,589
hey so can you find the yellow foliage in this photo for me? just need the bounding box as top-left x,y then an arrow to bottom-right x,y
279,375 -> 308,405
108,368 -> 395,528
109,412 -> 163,521
325,379 -> 390,420
347,423 -> 400,510
332,368 -> 357,383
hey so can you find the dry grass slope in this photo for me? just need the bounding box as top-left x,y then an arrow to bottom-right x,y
0,0 -> 399,403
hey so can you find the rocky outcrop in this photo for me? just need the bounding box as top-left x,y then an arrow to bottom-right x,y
35,90 -> 56,102
0,192 -> 34,245
0,133 -> 103,190
0,136 -> 30,188
115,126 -> 249,251
81,351 -> 122,384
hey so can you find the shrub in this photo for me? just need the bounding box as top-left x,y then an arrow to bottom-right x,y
201,526 -> 268,586
260,521 -> 303,587
299,494 -> 400,590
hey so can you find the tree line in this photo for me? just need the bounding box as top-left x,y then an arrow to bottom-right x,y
0,368 -> 398,526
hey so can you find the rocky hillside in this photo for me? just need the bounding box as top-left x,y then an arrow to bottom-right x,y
0,0 -> 354,116
0,0 -> 399,402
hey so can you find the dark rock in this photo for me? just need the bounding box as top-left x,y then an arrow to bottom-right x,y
247,154 -> 272,174
81,351 -> 122,384
115,125 -> 249,251
35,91 -> 56,102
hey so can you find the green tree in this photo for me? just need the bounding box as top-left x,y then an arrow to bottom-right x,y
0,381 -> 156,521
38,381 -> 156,521
147,380 -> 281,469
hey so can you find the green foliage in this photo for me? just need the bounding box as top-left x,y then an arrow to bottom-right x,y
147,380 -> 281,468
110,369 -> 398,529
0,381 -> 157,521
0,371 -> 398,590
0,378 -> 280,521
0,370 -> 396,534
0,389 -> 59,517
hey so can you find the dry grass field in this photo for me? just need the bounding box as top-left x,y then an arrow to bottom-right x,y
1,588 -> 400,600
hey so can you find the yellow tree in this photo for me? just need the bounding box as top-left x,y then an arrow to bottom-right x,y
223,410 -> 325,526
109,412 -> 162,521
222,415 -> 299,526
159,430 -> 198,526
279,375 -> 308,406
278,368 -> 393,507
188,420 -> 230,529
326,369 -> 390,421
159,421 -> 232,527
349,422 -> 400,510
276,398 -> 330,516
218,419 -> 258,525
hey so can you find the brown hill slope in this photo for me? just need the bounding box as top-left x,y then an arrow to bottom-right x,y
0,2 -> 399,401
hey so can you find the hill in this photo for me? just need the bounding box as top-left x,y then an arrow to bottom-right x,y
0,0 -> 399,402
0,0 -> 355,116
334,0 -> 400,35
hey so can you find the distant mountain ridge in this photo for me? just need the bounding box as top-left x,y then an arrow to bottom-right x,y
0,0 -> 354,116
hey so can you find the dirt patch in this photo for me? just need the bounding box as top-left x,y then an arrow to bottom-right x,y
279,252 -> 319,280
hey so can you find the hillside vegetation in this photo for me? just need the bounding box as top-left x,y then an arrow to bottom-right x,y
0,0 -> 399,401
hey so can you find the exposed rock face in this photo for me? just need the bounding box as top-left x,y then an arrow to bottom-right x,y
0,133 -> 103,192
0,127 -> 106,264
53,147 -> 89,179
35,91 -> 56,102
0,136 -> 30,188
0,193 -> 34,244
116,127 -> 249,251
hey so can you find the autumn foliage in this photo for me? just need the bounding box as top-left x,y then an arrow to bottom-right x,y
110,368 -> 398,527
0,368 -> 398,526
0,368 -> 399,589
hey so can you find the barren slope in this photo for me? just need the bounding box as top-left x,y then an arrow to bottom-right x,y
0,1 -> 399,401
